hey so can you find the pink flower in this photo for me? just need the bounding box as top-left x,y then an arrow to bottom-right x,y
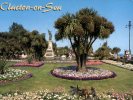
14,61 -> 44,67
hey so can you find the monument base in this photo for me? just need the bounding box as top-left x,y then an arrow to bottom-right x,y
44,40 -> 55,59
44,56 -> 55,60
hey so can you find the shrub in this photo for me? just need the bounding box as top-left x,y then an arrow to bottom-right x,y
27,56 -> 33,64
0,59 -> 7,74
70,85 -> 99,100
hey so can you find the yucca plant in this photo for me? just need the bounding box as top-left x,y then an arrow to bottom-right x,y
0,59 -> 7,74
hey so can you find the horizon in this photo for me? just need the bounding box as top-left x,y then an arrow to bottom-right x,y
0,0 -> 133,54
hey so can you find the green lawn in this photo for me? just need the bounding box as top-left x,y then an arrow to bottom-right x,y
0,63 -> 133,94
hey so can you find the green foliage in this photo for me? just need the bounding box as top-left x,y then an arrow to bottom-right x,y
0,22 -> 27,59
9,22 -> 27,35
112,47 -> 121,54
88,47 -> 93,56
55,8 -> 114,70
0,59 -> 7,74
27,56 -> 33,64
57,46 -> 69,57
53,42 -> 57,55
111,47 -> 121,61
0,23 -> 47,60
29,30 -> 47,60
0,32 -> 21,59
95,42 -> 111,60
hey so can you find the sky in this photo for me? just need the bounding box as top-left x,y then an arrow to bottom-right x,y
0,0 -> 133,54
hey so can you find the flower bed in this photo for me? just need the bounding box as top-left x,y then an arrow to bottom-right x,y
86,60 -> 103,66
1,89 -> 133,100
51,66 -> 116,80
0,90 -> 79,100
13,61 -> 44,67
102,60 -> 133,71
0,68 -> 32,85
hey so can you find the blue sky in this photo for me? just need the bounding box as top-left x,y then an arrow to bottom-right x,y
0,0 -> 133,54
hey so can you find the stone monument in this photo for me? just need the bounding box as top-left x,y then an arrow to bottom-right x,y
44,30 -> 55,59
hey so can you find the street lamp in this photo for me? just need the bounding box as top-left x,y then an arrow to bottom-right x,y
126,21 -> 132,54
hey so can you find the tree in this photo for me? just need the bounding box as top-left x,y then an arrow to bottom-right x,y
88,47 -> 93,56
9,22 -> 27,36
56,46 -> 69,57
0,32 -> 21,59
112,47 -> 121,59
9,22 -> 28,56
21,30 -> 47,60
30,31 -> 47,60
53,42 -> 57,55
9,23 -> 47,60
95,42 -> 111,60
55,8 -> 114,71
0,23 -> 47,60
0,59 -> 7,74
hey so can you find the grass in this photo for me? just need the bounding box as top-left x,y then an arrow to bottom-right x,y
0,62 -> 133,94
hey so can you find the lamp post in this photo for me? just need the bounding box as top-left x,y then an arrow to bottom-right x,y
126,21 -> 132,54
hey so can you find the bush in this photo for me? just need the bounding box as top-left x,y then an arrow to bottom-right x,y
27,56 -> 33,64
0,59 -> 7,74
70,85 -> 99,100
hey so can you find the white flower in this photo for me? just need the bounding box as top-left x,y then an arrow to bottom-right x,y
14,93 -> 18,96
8,94 -> 11,97
58,96 -> 62,100
0,94 -> 3,98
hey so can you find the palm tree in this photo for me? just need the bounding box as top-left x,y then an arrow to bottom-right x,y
112,47 -> 121,60
55,8 -> 114,71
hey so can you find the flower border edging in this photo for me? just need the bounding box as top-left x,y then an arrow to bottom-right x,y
51,66 -> 116,80
13,62 -> 44,67
0,73 -> 33,85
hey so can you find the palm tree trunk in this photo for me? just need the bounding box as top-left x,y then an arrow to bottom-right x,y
75,58 -> 79,71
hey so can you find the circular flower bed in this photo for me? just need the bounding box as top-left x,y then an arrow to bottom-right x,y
13,61 -> 44,67
86,60 -> 103,66
51,66 -> 116,80
0,68 -> 32,85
